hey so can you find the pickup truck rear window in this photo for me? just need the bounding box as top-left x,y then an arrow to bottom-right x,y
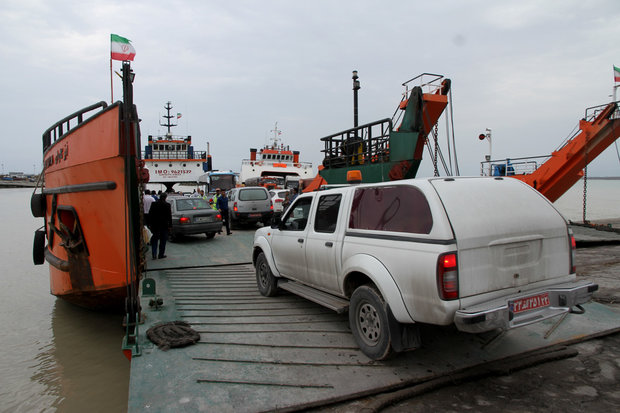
349,185 -> 433,234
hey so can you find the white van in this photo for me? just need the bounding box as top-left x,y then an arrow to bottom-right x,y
228,187 -> 274,227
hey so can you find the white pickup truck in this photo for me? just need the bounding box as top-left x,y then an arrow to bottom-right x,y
252,177 -> 598,360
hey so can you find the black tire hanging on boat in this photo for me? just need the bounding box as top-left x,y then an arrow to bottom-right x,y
31,193 -> 46,218
33,229 -> 46,265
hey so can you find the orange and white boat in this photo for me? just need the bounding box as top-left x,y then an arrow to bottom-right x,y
142,102 -> 211,193
31,62 -> 146,312
239,123 -> 313,187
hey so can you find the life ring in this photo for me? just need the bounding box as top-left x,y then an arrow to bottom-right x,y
33,229 -> 46,265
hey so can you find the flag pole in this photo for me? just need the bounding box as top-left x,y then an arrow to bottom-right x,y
110,58 -> 114,104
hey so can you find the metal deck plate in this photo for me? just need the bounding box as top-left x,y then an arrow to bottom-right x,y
129,259 -> 620,412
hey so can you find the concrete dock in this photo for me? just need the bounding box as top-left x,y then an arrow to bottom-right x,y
128,224 -> 620,412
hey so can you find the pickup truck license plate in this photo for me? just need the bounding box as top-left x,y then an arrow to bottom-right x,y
249,213 -> 261,217
511,292 -> 550,313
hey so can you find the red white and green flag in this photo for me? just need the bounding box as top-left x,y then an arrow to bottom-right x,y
111,34 -> 136,61
614,65 -> 620,82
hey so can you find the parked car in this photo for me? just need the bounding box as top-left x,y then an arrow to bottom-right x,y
269,189 -> 290,215
228,187 -> 273,227
166,196 -> 222,240
252,177 -> 597,360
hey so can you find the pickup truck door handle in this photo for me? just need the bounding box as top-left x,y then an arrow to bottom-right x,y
325,242 -> 333,247
298,238 -> 304,243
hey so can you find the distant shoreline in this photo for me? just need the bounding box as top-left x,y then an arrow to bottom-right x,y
0,181 -> 37,188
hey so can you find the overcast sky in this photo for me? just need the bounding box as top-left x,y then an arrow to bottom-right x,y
2,0 -> 620,178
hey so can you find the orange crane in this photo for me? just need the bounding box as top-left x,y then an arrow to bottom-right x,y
489,102 -> 620,202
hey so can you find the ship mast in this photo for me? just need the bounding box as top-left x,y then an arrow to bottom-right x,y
270,122 -> 282,148
160,101 -> 177,136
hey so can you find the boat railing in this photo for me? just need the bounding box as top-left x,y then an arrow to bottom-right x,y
391,73 -> 446,127
42,101 -> 109,153
480,155 -> 549,177
142,150 -> 207,160
240,159 -> 313,168
321,118 -> 392,169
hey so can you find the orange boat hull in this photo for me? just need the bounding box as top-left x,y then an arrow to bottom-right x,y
40,103 -> 142,311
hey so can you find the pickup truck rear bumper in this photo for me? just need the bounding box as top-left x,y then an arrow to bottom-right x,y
454,281 -> 598,333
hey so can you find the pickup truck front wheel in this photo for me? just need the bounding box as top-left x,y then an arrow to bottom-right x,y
349,285 -> 392,361
256,252 -> 278,297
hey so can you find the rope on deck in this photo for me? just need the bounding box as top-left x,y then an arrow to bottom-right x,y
146,321 -> 200,350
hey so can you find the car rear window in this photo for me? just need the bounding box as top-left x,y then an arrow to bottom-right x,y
239,188 -> 268,201
349,185 -> 433,234
176,198 -> 210,211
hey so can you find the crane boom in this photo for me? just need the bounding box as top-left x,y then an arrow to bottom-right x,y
511,102 -> 620,202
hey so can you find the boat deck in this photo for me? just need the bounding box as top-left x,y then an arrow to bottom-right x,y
128,226 -> 620,412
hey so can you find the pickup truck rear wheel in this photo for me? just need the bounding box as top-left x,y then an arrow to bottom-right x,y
256,252 -> 278,297
349,285 -> 393,360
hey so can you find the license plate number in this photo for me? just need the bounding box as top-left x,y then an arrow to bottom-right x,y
249,213 -> 261,217
195,217 -> 211,223
511,292 -> 550,313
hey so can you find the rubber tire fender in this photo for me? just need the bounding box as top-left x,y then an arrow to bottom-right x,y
33,229 -> 46,265
31,193 -> 46,218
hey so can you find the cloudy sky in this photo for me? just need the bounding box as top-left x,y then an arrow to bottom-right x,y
2,0 -> 620,178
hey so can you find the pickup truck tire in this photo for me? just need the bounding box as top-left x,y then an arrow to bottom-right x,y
349,285 -> 393,360
256,252 -> 278,297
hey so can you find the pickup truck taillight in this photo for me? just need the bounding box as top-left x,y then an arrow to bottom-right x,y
569,230 -> 576,273
437,252 -> 458,300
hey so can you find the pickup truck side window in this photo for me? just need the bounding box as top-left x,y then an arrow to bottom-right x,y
349,186 -> 433,234
280,197 -> 313,231
314,194 -> 341,233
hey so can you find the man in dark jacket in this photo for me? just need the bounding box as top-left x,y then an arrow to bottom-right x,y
148,192 -> 172,259
215,189 -> 232,235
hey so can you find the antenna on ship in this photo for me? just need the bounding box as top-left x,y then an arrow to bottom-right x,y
270,122 -> 282,148
160,101 -> 177,137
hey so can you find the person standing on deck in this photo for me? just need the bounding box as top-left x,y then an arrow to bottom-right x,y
289,187 -> 298,203
143,189 -> 156,228
149,192 -> 172,259
216,189 -> 232,235
211,188 -> 221,210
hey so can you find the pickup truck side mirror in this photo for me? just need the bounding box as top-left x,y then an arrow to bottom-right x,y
271,217 -> 282,229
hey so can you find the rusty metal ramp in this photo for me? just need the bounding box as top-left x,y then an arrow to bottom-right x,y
129,264 -> 620,412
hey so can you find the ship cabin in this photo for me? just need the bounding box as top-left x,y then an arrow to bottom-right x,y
143,133 -> 207,161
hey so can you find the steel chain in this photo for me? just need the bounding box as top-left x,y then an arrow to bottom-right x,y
582,152 -> 588,223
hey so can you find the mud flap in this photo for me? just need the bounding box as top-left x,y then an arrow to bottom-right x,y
388,306 -> 421,352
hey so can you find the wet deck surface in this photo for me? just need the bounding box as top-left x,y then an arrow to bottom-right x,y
129,226 -> 620,412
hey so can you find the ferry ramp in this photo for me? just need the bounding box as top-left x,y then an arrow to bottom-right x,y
128,230 -> 620,412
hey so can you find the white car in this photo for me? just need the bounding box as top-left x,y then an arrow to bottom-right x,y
269,189 -> 290,214
252,177 -> 598,360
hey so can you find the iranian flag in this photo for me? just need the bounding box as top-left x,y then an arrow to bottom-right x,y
111,34 -> 136,61
615,65 -> 620,82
